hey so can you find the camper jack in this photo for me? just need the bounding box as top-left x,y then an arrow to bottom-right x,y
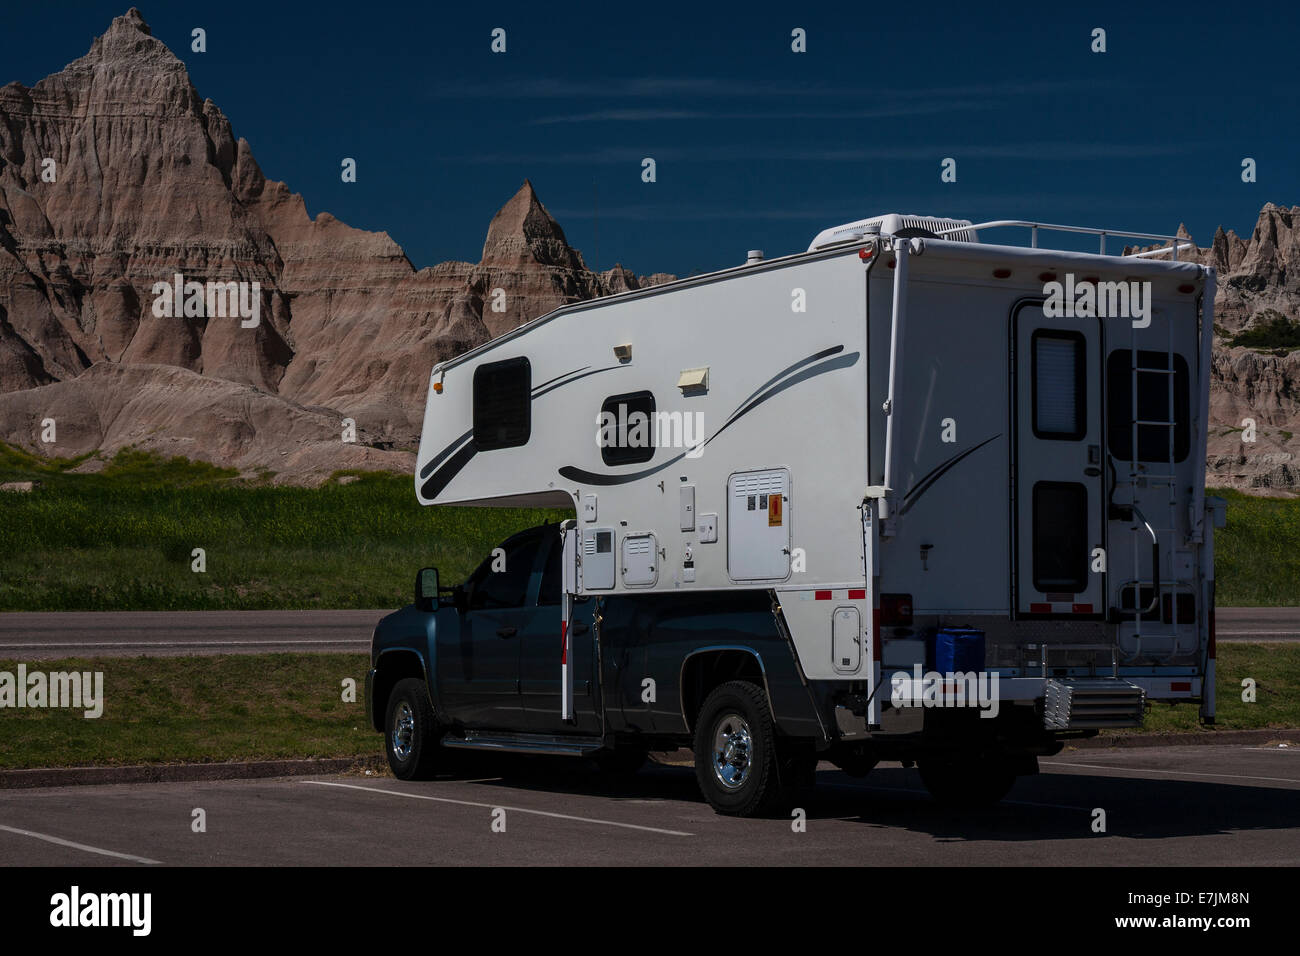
368,211 -> 1221,816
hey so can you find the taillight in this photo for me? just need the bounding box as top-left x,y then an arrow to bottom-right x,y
880,593 -> 913,627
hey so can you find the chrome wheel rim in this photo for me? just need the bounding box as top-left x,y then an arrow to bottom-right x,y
392,701 -> 415,762
711,712 -> 753,790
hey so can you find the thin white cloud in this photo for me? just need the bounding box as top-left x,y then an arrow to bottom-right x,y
440,141 -> 1203,165
432,75 -> 1115,101
529,101 -> 997,125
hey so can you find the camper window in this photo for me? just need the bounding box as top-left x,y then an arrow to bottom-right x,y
599,390 -> 657,465
473,356 -> 531,451
1105,350 -> 1190,463
1032,481 -> 1089,593
1031,330 -> 1086,440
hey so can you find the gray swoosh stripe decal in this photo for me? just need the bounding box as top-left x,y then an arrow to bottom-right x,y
702,352 -> 860,451
898,434 -> 1001,516
559,350 -> 860,486
736,345 -> 845,409
417,363 -> 623,482
531,364 -> 624,400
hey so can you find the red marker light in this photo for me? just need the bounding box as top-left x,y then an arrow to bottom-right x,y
859,247 -> 874,260
1038,271 -> 1057,283
992,268 -> 1011,279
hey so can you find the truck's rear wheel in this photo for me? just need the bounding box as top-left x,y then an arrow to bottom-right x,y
918,755 -> 1016,807
385,678 -> 442,780
693,680 -> 797,817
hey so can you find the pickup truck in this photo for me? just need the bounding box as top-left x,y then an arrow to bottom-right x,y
367,522 -> 1050,816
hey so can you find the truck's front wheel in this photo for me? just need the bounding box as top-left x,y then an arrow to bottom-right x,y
693,680 -> 797,817
385,678 -> 442,780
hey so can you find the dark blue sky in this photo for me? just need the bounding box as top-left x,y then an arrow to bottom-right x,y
3,1 -> 1296,277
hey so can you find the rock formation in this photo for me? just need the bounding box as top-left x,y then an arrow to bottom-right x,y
0,9 -> 1297,491
1128,205 -> 1300,490
0,9 -> 669,482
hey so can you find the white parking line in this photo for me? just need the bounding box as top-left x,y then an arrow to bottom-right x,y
0,824 -> 160,864
300,780 -> 694,836
1048,761 -> 1300,785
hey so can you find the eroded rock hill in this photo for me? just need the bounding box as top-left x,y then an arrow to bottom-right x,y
0,9 -> 670,481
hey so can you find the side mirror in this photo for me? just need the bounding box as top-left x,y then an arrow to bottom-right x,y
415,567 -> 439,612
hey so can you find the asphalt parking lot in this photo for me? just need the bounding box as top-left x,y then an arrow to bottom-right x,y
1,744 -> 1297,866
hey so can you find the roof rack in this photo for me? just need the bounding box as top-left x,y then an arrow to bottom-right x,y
932,220 -> 1196,260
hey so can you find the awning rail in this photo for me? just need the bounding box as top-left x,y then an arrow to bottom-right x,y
933,219 -> 1195,259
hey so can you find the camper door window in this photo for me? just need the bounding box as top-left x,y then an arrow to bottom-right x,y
1031,330 -> 1086,440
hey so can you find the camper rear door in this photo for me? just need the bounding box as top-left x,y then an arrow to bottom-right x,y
1013,304 -> 1105,617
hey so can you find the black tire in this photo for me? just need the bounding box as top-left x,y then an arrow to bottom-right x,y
918,755 -> 1016,807
693,680 -> 798,817
384,678 -> 442,780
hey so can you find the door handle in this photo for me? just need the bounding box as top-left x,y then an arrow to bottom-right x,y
496,626 -> 517,638
572,622 -> 589,635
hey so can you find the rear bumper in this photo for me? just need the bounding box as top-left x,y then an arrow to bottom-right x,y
887,673 -> 1201,703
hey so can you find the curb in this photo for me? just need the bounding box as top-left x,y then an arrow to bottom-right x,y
0,755 -> 386,790
3,730 -> 1297,789
1071,728 -> 1300,749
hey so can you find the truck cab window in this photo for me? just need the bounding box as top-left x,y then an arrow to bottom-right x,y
466,534 -> 539,609
538,536 -> 561,606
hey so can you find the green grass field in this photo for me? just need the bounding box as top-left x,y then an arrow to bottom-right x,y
0,644 -> 1293,771
0,443 -> 1297,610
0,444 -> 566,611
1136,641 -> 1300,732
1209,489 -> 1300,606
0,653 -> 373,770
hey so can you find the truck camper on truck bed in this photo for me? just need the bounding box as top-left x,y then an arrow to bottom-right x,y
368,213 -> 1224,816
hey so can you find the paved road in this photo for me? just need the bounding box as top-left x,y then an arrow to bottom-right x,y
0,607 -> 1296,659
1214,607 -> 1300,642
0,745 -> 1296,866
0,610 -> 384,658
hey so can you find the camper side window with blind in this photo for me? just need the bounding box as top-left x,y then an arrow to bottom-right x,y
472,356 -> 531,451
1031,330 -> 1086,440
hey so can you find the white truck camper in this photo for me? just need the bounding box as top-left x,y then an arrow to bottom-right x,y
407,211 -> 1223,809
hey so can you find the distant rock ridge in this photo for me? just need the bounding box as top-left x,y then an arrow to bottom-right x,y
0,9 -> 1297,490
0,9 -> 671,482
1126,204 -> 1300,489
